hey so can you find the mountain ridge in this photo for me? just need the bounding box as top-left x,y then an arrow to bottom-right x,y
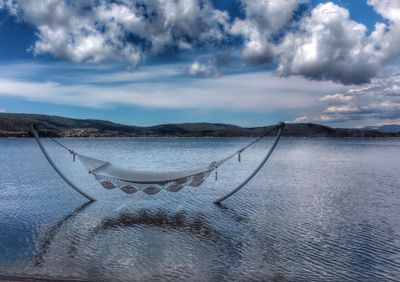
362,124 -> 400,133
0,113 -> 398,138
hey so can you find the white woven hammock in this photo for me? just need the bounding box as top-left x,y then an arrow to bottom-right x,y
31,122 -> 285,203
76,152 -> 235,195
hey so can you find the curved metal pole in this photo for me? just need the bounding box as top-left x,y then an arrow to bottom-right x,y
214,122 -> 285,204
31,125 -> 96,202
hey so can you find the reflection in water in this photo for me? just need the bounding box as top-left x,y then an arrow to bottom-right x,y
93,210 -> 215,237
30,201 -> 244,281
214,202 -> 249,223
1,138 -> 400,281
34,201 -> 94,267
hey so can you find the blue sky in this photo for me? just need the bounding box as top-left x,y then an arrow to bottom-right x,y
0,0 -> 399,127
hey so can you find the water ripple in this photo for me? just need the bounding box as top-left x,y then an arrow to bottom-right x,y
0,138 -> 400,281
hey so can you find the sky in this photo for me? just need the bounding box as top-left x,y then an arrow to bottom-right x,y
0,0 -> 399,127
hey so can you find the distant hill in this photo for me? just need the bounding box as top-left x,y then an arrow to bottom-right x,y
362,124 -> 400,133
0,113 -> 398,138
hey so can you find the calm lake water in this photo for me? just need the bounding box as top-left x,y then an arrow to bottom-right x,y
0,137 -> 400,281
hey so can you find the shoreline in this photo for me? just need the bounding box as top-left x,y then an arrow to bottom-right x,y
2,113 -> 400,138
2,134 -> 400,139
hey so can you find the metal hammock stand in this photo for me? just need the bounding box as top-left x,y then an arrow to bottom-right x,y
31,122 -> 285,204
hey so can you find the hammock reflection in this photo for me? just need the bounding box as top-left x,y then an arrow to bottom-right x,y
91,210 -> 214,237
34,201 -> 94,266
34,202 -> 241,268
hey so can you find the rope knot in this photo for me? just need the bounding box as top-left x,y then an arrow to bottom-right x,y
69,150 -> 76,162
237,148 -> 245,162
210,161 -> 218,181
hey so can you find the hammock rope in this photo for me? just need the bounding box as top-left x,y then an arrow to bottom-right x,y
31,122 -> 285,203
49,125 -> 278,164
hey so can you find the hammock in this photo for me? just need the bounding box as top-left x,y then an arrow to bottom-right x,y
31,122 -> 285,203
76,153 -> 232,195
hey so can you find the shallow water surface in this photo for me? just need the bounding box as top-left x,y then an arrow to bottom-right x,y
0,137 -> 400,281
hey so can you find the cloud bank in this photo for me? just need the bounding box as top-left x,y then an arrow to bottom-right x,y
0,62 -> 343,114
277,3 -> 380,84
1,0 -> 400,126
1,0 -> 400,85
294,74 -> 400,125
1,0 -> 230,67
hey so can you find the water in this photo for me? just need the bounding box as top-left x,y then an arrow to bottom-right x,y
0,137 -> 400,281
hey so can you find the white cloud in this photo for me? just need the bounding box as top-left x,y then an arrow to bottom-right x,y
230,19 -> 275,65
1,0 -> 400,87
1,0 -> 230,68
366,0 -> 400,65
240,0 -> 304,33
0,62 -> 343,114
295,74 -> 400,125
188,61 -> 218,77
1,0 -> 305,69
231,0 -> 303,66
374,118 -> 400,126
294,115 -> 308,122
277,2 -> 383,85
319,93 -> 353,103
0,108 -> 5,113
367,0 -> 400,23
